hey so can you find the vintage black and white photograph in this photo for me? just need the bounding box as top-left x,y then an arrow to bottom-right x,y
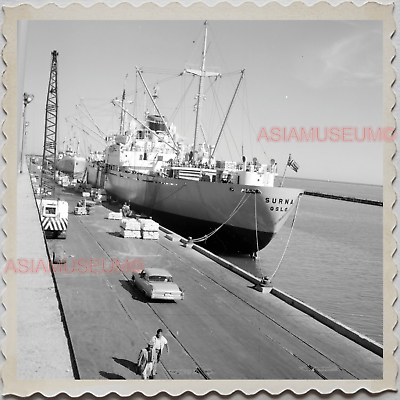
2,1 -> 396,397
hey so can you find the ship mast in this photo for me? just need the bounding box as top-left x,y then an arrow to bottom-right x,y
119,74 -> 128,135
185,21 -> 220,162
193,21 -> 208,161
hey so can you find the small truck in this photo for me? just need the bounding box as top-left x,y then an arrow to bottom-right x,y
36,198 -> 69,239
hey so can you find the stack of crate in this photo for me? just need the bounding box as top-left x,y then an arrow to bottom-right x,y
91,188 -> 106,203
138,218 -> 159,240
120,218 -> 141,238
74,206 -> 87,215
108,210 -> 123,220
61,176 -> 70,187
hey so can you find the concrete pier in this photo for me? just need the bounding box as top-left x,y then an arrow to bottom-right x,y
15,172 -> 73,379
304,190 -> 383,206
12,172 -> 383,381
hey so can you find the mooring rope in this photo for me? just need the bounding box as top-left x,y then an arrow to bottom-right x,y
269,195 -> 302,281
254,192 -> 260,259
192,192 -> 251,243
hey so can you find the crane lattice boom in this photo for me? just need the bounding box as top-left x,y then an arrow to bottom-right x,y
40,50 -> 58,197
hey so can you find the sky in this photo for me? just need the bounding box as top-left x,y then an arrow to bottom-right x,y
20,20 -> 383,185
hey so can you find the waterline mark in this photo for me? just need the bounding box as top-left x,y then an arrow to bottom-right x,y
257,126 -> 396,142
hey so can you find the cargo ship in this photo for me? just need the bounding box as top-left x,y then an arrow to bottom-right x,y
87,21 -> 303,254
56,151 -> 87,179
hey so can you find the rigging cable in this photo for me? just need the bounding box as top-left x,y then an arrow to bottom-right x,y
269,195 -> 302,281
191,192 -> 251,243
126,71 -> 182,99
209,82 -> 237,160
207,76 -> 219,145
209,23 -> 254,160
254,191 -> 260,258
170,75 -> 195,124
184,24 -> 204,68
78,98 -> 107,139
244,78 -> 254,161
67,118 -> 105,147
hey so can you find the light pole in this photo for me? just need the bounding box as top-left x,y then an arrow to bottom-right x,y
19,92 -> 34,173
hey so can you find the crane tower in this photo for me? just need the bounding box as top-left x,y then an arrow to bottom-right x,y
39,50 -> 58,196
37,50 -> 68,239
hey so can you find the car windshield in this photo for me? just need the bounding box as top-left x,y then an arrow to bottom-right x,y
149,275 -> 173,283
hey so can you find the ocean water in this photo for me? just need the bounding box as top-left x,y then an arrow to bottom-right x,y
221,178 -> 383,344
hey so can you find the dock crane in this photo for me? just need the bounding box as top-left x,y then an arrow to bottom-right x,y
36,50 -> 69,239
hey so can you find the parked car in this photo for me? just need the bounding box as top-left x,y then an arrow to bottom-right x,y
132,267 -> 184,301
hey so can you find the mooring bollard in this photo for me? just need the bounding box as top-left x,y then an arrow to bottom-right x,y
255,276 -> 273,293
185,237 -> 194,248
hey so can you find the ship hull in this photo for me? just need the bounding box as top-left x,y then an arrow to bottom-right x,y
105,170 -> 303,254
126,204 -> 273,254
56,156 -> 87,178
87,162 -> 105,188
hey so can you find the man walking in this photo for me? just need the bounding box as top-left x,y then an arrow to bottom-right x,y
151,329 -> 169,376
137,339 -> 156,380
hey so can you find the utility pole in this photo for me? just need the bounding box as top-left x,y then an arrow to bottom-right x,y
19,92 -> 34,173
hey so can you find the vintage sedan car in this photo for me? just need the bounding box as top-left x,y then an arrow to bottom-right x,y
132,267 -> 184,301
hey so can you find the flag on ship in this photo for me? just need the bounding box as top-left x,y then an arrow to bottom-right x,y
287,156 -> 299,172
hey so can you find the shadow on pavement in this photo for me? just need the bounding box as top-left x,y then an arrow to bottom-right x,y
107,231 -> 123,238
113,357 -> 139,375
119,279 -> 147,303
99,371 -> 126,380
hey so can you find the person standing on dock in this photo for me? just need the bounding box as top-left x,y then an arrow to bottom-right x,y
122,202 -> 132,217
137,339 -> 157,380
151,329 -> 169,376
